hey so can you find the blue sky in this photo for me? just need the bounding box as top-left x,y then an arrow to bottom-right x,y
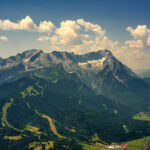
0,0 -> 150,71
1,0 -> 150,41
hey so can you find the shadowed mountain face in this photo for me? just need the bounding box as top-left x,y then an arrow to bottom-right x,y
0,49 -> 149,110
0,66 -> 150,150
0,49 -> 150,149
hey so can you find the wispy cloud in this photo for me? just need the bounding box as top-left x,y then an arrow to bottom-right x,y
0,36 -> 8,41
37,36 -> 51,41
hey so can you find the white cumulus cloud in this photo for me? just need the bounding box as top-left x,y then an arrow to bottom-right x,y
47,18 -> 117,53
146,35 -> 150,46
1,17 -> 150,71
127,25 -> 150,39
0,16 -> 54,32
126,25 -> 150,50
76,19 -> 105,36
54,20 -> 82,45
38,21 -> 54,33
125,40 -> 143,48
113,25 -> 150,71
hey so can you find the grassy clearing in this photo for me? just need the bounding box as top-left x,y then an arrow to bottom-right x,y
133,112 -> 150,121
28,141 -> 54,150
81,134 -> 108,150
1,99 -> 23,132
52,79 -> 58,83
125,136 -> 150,150
70,128 -> 76,133
4,135 -> 22,140
30,75 -> 44,96
35,80 -> 44,96
35,81 -> 44,90
34,145 -> 42,150
42,141 -> 54,150
81,136 -> 150,150
25,125 -> 41,135
102,104 -> 107,110
29,142 -> 40,149
20,86 -> 40,98
65,127 -> 76,133
42,114 -> 66,139
81,142 -> 107,150
30,107 -> 65,139
114,109 -> 118,114
26,102 -> 31,108
1,102 -> 12,127
91,133 -> 101,142
123,124 -> 128,133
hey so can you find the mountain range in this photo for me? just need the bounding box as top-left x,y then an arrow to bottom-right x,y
0,49 -> 150,150
0,49 -> 148,93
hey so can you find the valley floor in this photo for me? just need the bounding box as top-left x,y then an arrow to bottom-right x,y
82,136 -> 150,150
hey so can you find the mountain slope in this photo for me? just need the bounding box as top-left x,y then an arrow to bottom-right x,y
0,66 -> 150,149
0,49 -> 149,110
0,49 -> 148,91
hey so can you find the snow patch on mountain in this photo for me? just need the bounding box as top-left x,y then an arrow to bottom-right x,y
78,56 -> 106,70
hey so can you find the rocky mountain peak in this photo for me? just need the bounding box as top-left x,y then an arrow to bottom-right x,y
0,48 -> 141,94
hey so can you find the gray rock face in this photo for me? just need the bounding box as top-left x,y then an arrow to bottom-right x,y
0,49 -> 143,94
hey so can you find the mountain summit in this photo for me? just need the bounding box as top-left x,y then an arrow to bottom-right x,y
0,49 -> 147,95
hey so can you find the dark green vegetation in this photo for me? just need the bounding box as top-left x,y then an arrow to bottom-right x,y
0,50 -> 150,149
0,66 -> 149,149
